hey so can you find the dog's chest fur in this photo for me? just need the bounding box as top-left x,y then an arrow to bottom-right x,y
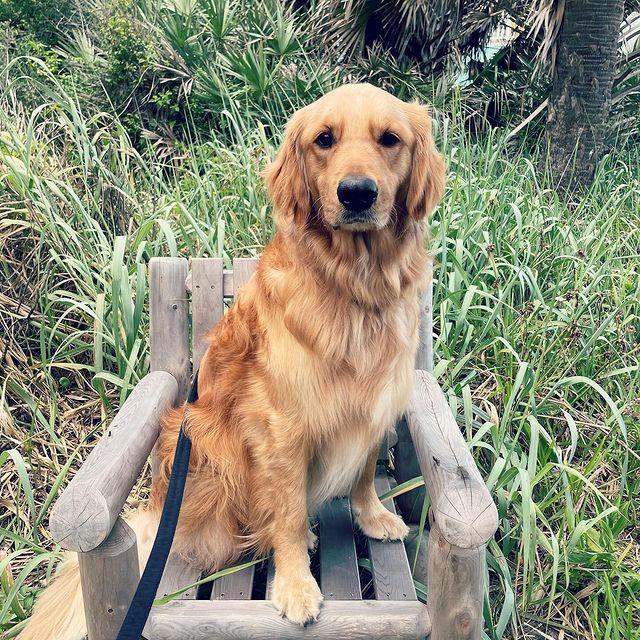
265,281 -> 421,512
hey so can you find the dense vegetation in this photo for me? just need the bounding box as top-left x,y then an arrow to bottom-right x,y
1,1 -> 639,639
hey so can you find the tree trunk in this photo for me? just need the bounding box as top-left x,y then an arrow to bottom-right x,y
544,0 -> 625,189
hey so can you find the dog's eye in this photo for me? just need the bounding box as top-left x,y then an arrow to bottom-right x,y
379,131 -> 400,147
315,132 -> 334,149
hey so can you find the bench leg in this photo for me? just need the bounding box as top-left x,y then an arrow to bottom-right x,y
78,517 -> 140,640
427,523 -> 485,640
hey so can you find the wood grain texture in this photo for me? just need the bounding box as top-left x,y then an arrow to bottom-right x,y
144,599 -> 431,640
427,523 -> 484,640
212,558 -> 255,600
367,468 -> 416,601
156,554 -> 201,601
50,371 -> 178,552
232,258 -> 259,296
142,554 -> 202,639
406,370 -> 498,549
191,258 -> 224,370
150,257 -> 190,401
393,416 -> 426,524
318,498 -> 361,600
415,259 -> 434,373
78,517 -> 139,640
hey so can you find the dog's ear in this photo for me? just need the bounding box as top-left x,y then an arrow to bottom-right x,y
266,109 -> 311,226
405,103 -> 445,221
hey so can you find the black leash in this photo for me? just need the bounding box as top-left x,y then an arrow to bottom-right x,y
116,370 -> 198,640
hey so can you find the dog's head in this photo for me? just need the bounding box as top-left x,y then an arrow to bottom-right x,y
266,83 -> 445,233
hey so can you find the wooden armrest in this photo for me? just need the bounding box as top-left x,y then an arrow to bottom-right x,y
50,371 -> 178,552
405,370 -> 498,549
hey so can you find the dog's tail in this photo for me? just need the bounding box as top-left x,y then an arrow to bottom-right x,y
18,509 -> 160,640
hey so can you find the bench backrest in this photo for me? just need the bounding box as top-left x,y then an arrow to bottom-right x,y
150,257 -> 433,403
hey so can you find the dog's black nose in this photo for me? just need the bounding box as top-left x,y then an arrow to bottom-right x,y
337,176 -> 378,212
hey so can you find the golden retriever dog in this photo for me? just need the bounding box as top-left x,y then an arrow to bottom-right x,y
20,82 -> 445,639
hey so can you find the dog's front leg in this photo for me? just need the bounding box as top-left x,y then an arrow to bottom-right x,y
351,446 -> 410,541
268,441 -> 322,625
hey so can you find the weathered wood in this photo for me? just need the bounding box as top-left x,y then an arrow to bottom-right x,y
211,557 -> 255,600
150,257 -> 190,401
318,498 -> 361,600
393,416 -> 426,524
404,525 -> 429,587
406,370 -> 498,549
415,259 -> 434,372
144,599 -> 431,640
156,554 -> 201,601
232,257 -> 259,296
143,554 -> 201,639
78,517 -> 139,640
50,371 -> 178,552
427,523 -> 485,640
190,258 -> 224,370
367,468 -> 416,601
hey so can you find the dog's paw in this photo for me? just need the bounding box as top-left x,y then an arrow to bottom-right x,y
355,506 -> 409,541
272,572 -> 323,626
306,528 -> 318,551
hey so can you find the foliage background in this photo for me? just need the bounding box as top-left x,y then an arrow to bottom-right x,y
1,1 -> 639,639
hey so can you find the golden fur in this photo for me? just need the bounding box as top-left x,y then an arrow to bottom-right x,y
20,83 -> 445,638
151,83 -> 445,623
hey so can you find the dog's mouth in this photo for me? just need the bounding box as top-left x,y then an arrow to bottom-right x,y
331,206 -> 379,231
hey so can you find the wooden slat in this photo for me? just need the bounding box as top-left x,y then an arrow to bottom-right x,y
78,517 -> 139,640
150,257 -> 190,401
155,555 -> 201,601
265,557 -> 276,599
190,258 -> 224,370
232,257 -> 259,296
404,527 -> 429,587
318,498 -> 361,600
144,555 -> 201,640
416,259 -> 434,372
211,557 -> 255,600
49,372 -> 178,552
144,599 -> 431,640
393,416 -> 427,524
367,467 -> 416,601
406,370 -> 498,549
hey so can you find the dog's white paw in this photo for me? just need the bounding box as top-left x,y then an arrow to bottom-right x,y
355,506 -> 409,541
272,572 -> 323,626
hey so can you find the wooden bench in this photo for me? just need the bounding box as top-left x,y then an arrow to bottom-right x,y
49,257 -> 498,640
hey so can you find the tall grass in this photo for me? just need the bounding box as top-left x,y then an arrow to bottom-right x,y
1,9 -> 639,640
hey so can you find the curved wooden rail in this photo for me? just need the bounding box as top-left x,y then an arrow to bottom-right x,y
50,371 -> 178,552
405,369 -> 498,549
406,369 -> 498,639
